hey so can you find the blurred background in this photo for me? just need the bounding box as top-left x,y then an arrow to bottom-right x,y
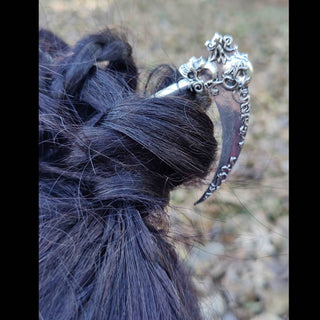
39,1 -> 288,319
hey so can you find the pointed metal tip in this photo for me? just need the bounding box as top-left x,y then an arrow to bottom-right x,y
193,199 -> 202,206
193,190 -> 214,206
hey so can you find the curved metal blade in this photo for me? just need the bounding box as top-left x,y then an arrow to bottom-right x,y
193,33 -> 252,205
194,85 -> 249,205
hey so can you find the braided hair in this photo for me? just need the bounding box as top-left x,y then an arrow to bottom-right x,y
39,27 -> 217,320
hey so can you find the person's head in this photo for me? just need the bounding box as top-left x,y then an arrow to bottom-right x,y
39,28 -> 217,319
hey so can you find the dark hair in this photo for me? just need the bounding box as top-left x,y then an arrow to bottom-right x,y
39,27 -> 217,320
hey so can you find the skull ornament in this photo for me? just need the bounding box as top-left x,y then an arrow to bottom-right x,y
179,56 -> 218,92
222,52 -> 253,89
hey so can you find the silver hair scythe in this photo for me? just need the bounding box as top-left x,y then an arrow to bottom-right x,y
152,33 -> 253,205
